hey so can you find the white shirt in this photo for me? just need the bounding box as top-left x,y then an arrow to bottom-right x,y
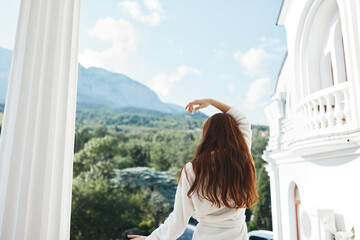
147,107 -> 252,240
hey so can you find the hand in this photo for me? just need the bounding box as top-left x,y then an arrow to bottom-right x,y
127,235 -> 147,240
185,99 -> 212,114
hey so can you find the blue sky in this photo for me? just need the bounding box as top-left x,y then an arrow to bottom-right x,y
0,0 -> 286,124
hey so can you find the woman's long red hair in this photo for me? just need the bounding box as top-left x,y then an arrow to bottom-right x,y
179,112 -> 258,209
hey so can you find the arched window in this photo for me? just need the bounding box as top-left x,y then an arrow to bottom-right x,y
320,53 -> 334,88
289,182 -> 302,239
298,0 -> 348,97
320,12 -> 347,89
294,185 -> 301,240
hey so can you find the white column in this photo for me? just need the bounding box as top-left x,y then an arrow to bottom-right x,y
263,152 -> 283,240
337,0 -> 360,128
0,0 -> 81,239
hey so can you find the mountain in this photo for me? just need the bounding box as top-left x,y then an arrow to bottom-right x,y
0,47 -> 198,115
76,65 -> 184,113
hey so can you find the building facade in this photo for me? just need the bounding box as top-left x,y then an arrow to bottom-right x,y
264,0 -> 360,239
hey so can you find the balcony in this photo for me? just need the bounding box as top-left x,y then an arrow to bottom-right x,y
296,82 -> 352,137
266,82 -> 359,153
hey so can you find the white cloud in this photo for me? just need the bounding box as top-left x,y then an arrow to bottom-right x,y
148,73 -> 170,96
118,0 -> 165,26
148,65 -> 201,96
233,36 -> 286,76
233,48 -> 270,76
243,77 -> 272,109
87,18 -> 136,47
78,17 -> 137,72
231,37 -> 286,124
144,0 -> 162,11
168,65 -> 201,83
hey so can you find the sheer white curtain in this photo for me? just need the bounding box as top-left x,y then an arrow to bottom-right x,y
0,0 -> 81,239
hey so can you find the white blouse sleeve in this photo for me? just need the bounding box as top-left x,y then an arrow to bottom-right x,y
226,106 -> 252,150
146,162 -> 195,240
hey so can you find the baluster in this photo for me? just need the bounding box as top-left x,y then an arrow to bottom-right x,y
342,89 -> 351,125
318,97 -> 327,129
325,94 -> 336,128
334,91 -> 345,126
313,100 -> 321,129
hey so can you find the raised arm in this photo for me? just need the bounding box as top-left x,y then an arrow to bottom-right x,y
226,107 -> 252,150
185,98 -> 252,149
185,98 -> 230,113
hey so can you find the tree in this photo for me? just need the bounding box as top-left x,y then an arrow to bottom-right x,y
245,126 -> 272,231
127,143 -> 150,167
73,135 -> 119,176
70,110 -> 272,237
111,167 -> 177,227
71,164 -> 144,240
251,135 -> 269,170
74,127 -> 93,153
248,167 -> 272,231
93,126 -> 108,138
150,145 -> 171,171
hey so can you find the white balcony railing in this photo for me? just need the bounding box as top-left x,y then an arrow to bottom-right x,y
265,82 -> 356,152
296,82 -> 352,137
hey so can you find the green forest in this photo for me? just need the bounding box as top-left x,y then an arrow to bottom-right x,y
0,105 -> 272,239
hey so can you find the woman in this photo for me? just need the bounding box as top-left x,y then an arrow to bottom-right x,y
128,98 -> 257,240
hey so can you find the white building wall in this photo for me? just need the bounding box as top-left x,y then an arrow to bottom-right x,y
265,0 -> 360,239
275,153 -> 360,239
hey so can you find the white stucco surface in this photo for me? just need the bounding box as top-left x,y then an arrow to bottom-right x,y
265,0 -> 360,239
